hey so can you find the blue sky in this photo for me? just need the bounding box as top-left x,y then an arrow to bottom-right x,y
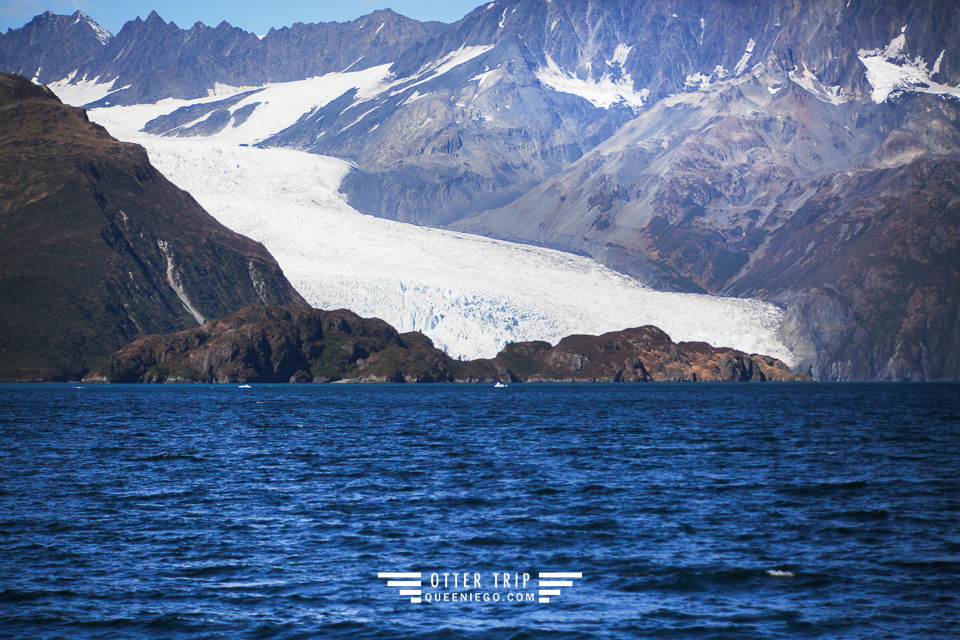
0,0 -> 486,35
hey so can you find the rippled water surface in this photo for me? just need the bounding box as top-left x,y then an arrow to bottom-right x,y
1,383 -> 958,639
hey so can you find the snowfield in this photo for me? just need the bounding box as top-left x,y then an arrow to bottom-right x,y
51,63 -> 398,145
58,85 -> 796,365
535,53 -> 650,110
857,28 -> 960,104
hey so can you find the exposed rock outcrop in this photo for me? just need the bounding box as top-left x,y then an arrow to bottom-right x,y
86,304 -> 808,383
84,305 -> 452,384
459,326 -> 805,383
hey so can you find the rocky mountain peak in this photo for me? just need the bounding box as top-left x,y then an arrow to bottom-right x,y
0,9 -> 111,83
367,8 -> 401,19
73,10 -> 113,44
0,7 -> 446,105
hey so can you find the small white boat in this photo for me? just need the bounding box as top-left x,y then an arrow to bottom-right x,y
494,382 -> 507,388
238,384 -> 252,389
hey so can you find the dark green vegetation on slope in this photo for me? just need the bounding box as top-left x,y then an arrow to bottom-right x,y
0,73 -> 306,381
85,304 -> 806,384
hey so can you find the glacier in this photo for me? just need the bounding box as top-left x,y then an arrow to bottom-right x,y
53,80 -> 796,365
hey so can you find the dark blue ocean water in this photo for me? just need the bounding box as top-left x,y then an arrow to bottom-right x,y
1,383 -> 958,639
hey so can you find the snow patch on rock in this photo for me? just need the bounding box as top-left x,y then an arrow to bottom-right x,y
858,27 -> 960,103
157,239 -> 205,325
608,43 -> 633,67
403,45 -> 495,92
789,63 -> 847,105
733,38 -> 756,76
54,64 -> 396,145
684,65 -> 729,91
536,53 -> 649,110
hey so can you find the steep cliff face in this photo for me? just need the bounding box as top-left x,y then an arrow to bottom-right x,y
0,73 -> 305,380
87,305 -> 806,384
740,155 -> 960,381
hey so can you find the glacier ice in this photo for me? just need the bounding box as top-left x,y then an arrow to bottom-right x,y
55,84 -> 797,365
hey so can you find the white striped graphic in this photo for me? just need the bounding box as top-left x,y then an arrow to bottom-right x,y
378,571 -> 423,603
537,571 -> 582,603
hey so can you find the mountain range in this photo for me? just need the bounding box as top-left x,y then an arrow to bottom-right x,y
2,0 -> 958,380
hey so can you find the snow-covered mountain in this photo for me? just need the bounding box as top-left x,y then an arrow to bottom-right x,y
1,9 -> 444,105
3,0 -> 960,379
